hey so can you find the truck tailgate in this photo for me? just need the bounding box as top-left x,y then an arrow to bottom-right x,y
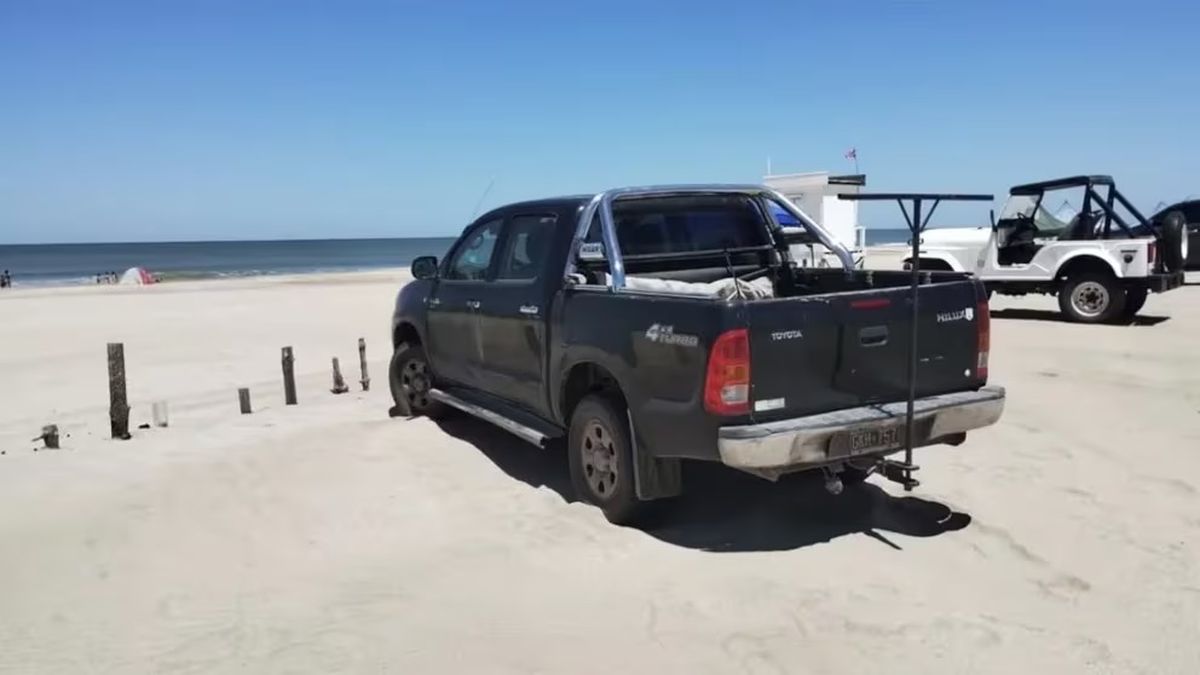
744,280 -> 986,420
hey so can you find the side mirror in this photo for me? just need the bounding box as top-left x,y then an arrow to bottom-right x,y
779,226 -> 818,246
412,256 -> 439,280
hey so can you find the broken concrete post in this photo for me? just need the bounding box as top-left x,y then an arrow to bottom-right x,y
152,401 -> 169,428
35,424 -> 60,449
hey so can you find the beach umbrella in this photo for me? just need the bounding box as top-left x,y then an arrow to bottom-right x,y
119,267 -> 155,285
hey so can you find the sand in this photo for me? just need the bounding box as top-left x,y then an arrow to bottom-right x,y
1,260 -> 1199,674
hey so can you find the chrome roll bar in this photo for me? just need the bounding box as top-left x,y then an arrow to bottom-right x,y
566,184 -> 855,289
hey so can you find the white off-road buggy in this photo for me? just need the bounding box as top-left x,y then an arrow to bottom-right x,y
909,175 -> 1187,323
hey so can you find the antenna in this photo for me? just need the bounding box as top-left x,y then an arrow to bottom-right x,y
469,177 -> 496,220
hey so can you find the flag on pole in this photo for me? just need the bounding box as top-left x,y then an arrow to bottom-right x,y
844,148 -> 857,160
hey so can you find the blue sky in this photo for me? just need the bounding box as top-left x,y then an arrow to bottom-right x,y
1,0 -> 1196,243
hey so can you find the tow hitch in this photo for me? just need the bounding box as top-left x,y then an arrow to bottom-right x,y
880,459 -> 921,490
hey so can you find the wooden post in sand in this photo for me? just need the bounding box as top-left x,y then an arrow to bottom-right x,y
238,388 -> 252,414
330,357 -> 349,394
281,346 -> 297,405
107,343 -> 131,439
358,338 -> 370,391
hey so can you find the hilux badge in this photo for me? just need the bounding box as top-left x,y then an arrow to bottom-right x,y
936,307 -> 975,323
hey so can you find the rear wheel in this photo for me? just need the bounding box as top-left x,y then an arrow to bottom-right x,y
1058,273 -> 1125,323
567,394 -> 643,524
1122,287 -> 1148,319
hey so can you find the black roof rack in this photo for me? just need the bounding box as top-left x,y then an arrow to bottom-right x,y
1009,175 -> 1114,195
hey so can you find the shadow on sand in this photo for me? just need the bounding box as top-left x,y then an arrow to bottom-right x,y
435,415 -> 971,553
990,308 -> 1170,326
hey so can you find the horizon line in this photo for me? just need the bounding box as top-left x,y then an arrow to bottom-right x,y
0,224 -> 929,247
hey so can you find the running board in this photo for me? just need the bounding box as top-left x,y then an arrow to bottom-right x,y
428,389 -> 548,447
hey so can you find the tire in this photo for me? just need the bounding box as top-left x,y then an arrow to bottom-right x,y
1058,273 -> 1125,323
1122,287 -> 1148,319
1159,211 -> 1188,272
567,394 -> 643,525
389,342 -> 445,418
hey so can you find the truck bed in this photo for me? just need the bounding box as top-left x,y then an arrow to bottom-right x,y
558,268 -> 989,463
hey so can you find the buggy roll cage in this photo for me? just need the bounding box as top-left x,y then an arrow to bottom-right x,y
1006,175 -> 1151,239
562,184 -> 856,288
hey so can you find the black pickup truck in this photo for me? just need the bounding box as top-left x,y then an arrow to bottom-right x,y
391,185 -> 1005,523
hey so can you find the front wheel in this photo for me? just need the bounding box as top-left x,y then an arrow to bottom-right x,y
389,342 -> 445,418
1058,273 -> 1125,323
567,394 -> 644,525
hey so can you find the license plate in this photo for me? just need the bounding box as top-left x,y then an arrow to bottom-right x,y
828,425 -> 906,458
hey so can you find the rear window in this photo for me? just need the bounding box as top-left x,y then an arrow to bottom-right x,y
585,195 -> 769,256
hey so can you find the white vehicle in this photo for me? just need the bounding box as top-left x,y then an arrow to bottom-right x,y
909,176 -> 1188,323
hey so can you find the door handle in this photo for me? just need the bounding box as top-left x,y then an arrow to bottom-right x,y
466,300 -> 481,310
859,325 -> 888,347
519,305 -> 540,315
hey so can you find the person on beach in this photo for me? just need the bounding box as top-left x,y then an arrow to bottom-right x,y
1,270 -> 10,288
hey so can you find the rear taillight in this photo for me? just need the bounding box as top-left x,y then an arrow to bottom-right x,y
1147,242 -> 1157,268
850,297 -> 891,310
976,299 -> 990,382
704,328 -> 751,415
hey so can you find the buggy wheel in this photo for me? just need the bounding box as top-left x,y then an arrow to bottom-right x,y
1058,273 -> 1125,323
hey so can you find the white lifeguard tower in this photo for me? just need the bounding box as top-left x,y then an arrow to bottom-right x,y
764,171 -> 866,267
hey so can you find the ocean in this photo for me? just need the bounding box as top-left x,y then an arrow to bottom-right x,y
0,229 -> 912,288
0,238 -> 458,287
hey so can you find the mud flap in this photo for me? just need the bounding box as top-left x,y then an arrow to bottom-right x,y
628,411 -> 682,500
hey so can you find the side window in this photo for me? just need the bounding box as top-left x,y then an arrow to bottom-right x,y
445,219 -> 502,280
585,196 -> 768,256
497,214 -> 557,281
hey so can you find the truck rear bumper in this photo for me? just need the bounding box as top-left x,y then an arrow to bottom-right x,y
717,386 -> 1005,474
1146,271 -> 1184,293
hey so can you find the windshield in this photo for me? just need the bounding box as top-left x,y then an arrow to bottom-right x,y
999,194 -> 1075,232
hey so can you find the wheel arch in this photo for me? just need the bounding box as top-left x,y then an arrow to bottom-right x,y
1054,252 -> 1121,282
558,361 -> 628,424
902,255 -> 959,272
392,321 -> 423,349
